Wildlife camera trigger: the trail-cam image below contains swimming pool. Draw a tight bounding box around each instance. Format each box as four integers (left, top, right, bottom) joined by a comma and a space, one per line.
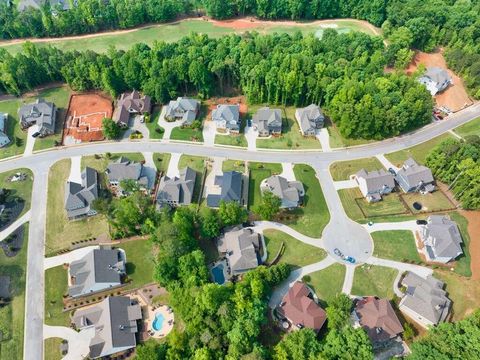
211, 263, 226, 285
152, 313, 165, 331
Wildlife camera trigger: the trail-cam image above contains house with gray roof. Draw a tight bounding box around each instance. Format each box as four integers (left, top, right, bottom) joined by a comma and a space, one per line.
164, 97, 200, 125
261, 175, 304, 209
0, 113, 10, 148
252, 107, 282, 137
18, 98, 56, 137
72, 296, 142, 359
68, 247, 126, 298
212, 104, 240, 133
106, 157, 152, 195
206, 171, 244, 208
156, 167, 196, 208
420, 215, 463, 263
399, 272, 451, 328
217, 227, 261, 275
64, 167, 99, 220
356, 169, 395, 203
295, 104, 324, 136
395, 158, 435, 194
113, 90, 151, 127
418, 67, 452, 96
18, 0, 73, 11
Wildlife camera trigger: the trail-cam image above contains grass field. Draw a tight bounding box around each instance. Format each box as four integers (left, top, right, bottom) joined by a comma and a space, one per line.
179, 155, 206, 203
453, 117, 480, 138
371, 230, 421, 263
44, 266, 70, 327
351, 265, 398, 299
248, 162, 282, 209
327, 123, 376, 149
171, 126, 204, 142
402, 191, 454, 214
44, 338, 63, 360
215, 133, 248, 147
449, 212, 471, 277
278, 165, 330, 237
0, 168, 33, 218
121, 239, 155, 290
385, 133, 454, 167
46, 159, 110, 255
153, 153, 171, 174
264, 229, 325, 268
330, 157, 384, 181
0, 224, 28, 360
305, 263, 346, 305
222, 159, 246, 173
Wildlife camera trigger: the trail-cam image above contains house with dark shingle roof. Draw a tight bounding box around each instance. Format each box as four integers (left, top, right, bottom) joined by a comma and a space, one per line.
206, 171, 244, 208
212, 104, 240, 133
420, 215, 463, 263
261, 175, 304, 209
356, 168, 395, 203
164, 97, 200, 125
18, 98, 56, 137
64, 167, 98, 220
68, 247, 126, 298
18, 0, 73, 11
418, 67, 452, 96
72, 296, 142, 359
0, 113, 10, 148
252, 107, 282, 137
217, 227, 261, 275
156, 167, 196, 208
395, 158, 435, 194
295, 104, 324, 136
277, 282, 327, 333
113, 90, 151, 127
106, 157, 152, 195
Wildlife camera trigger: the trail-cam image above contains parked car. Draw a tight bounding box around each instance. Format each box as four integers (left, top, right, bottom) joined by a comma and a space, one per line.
334, 248, 343, 257
416, 219, 427, 225
345, 256, 356, 264
32, 132, 40, 138
388, 168, 396, 175
247, 119, 252, 127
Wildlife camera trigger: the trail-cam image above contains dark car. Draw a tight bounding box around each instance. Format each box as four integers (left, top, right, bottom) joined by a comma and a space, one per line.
416, 219, 427, 225
412, 202, 422, 211
388, 168, 396, 175
247, 119, 252, 127
334, 248, 343, 257
32, 132, 41, 138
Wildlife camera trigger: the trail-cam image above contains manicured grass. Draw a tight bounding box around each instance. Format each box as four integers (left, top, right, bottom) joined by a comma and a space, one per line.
222, 159, 246, 173
255, 107, 321, 150
248, 162, 282, 209
46, 159, 110, 255
453, 117, 480, 138
44, 266, 70, 327
215, 133, 248, 147
330, 157, 384, 181
145, 107, 164, 140
305, 263, 346, 304
179, 155, 206, 203
44, 338, 63, 360
0, 224, 28, 360
264, 229, 325, 268
121, 239, 155, 290
327, 123, 376, 148
371, 230, 421, 263
351, 265, 398, 299
402, 191, 454, 214
385, 133, 454, 167
0, 168, 33, 218
449, 212, 471, 277
279, 165, 330, 237
153, 153, 171, 174
170, 126, 204, 142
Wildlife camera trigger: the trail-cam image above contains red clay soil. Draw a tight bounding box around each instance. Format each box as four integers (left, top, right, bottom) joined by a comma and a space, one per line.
406, 50, 473, 112
210, 17, 261, 30
64, 93, 113, 143
205, 95, 248, 119
459, 210, 480, 280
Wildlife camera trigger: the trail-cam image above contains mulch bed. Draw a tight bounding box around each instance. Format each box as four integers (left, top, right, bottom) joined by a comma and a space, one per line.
0, 224, 25, 257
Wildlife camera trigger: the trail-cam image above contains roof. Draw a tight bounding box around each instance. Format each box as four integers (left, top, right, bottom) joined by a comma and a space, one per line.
262, 175, 304, 207
68, 248, 125, 297
113, 90, 151, 126
206, 171, 243, 207
295, 104, 324, 133
212, 104, 240, 129
423, 215, 463, 260
0, 113, 10, 147
252, 107, 282, 133
18, 98, 56, 133
356, 168, 395, 194
157, 167, 196, 206
72, 296, 142, 359
217, 227, 260, 274
400, 272, 451, 325
423, 67, 451, 87
355, 297, 403, 343
106, 157, 149, 188
396, 158, 434, 188
279, 282, 327, 332
165, 97, 199, 123
64, 167, 98, 218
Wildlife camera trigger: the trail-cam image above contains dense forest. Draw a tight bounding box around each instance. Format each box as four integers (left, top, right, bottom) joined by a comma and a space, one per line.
426, 136, 480, 210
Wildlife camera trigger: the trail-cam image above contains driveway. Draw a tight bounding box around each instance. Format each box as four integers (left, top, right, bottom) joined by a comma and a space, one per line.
166, 153, 181, 178
142, 152, 157, 189
0, 210, 31, 242
203, 157, 224, 197
333, 179, 357, 190
316, 128, 331, 152
376, 154, 399, 172
279, 163, 295, 181
342, 264, 356, 295
24, 125, 39, 156
365, 256, 433, 278
44, 324, 95, 360
157, 107, 181, 141
202, 120, 216, 146
363, 220, 420, 233
122, 115, 149, 141
244, 125, 258, 151
68, 156, 82, 183
44, 245, 100, 270
253, 221, 323, 249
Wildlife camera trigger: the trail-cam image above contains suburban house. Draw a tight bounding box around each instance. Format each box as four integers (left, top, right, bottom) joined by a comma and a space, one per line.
418, 67, 452, 96
164, 97, 200, 125
68, 247, 126, 298
252, 107, 282, 137
420, 215, 463, 263
277, 282, 327, 333
217, 227, 261, 276
212, 104, 240, 133
206, 171, 244, 208
18, 0, 73, 11
106, 157, 152, 195
0, 113, 10, 147
355, 169, 395, 202
156, 167, 196, 208
72, 296, 142, 359
113, 90, 152, 127
399, 272, 451, 328
353, 297, 403, 348
18, 98, 57, 137
395, 158, 435, 193
64, 167, 99, 220
261, 175, 304, 209
295, 104, 325, 136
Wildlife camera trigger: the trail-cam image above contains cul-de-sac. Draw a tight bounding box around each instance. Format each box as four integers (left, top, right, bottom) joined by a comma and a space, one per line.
0, 1, 480, 360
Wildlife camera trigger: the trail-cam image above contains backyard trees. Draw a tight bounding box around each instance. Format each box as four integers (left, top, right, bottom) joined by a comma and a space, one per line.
254, 191, 281, 220
218, 201, 248, 227
325, 293, 354, 330
273, 328, 322, 360
102, 117, 122, 139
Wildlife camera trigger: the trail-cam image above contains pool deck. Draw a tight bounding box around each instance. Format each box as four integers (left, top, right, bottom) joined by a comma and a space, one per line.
147, 305, 174, 339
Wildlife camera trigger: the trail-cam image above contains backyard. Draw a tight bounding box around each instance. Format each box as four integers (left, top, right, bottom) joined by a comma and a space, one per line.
44, 266, 70, 327
401, 191, 455, 214
304, 263, 346, 305
371, 230, 421, 263
351, 265, 398, 299
121, 239, 156, 290
330, 157, 384, 181
248, 162, 282, 209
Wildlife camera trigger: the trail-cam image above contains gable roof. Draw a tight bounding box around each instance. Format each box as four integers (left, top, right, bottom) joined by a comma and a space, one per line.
262, 175, 304, 207
295, 104, 324, 132
206, 171, 243, 207
217, 227, 260, 274
212, 104, 240, 129
18, 98, 56, 133
157, 167, 196, 205
64, 167, 98, 218
106, 157, 149, 187
165, 97, 199, 123
423, 67, 451, 87
356, 168, 395, 194
113, 90, 151, 126
252, 107, 282, 133
423, 215, 463, 260
396, 158, 434, 188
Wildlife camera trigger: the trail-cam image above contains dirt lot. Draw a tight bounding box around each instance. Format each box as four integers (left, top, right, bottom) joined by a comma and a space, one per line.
63, 93, 113, 144
406, 50, 473, 112
205, 95, 248, 119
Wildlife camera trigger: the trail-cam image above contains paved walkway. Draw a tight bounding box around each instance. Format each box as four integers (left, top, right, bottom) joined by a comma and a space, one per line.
0, 210, 31, 242
363, 220, 419, 233
202, 120, 216, 146
333, 179, 357, 190
279, 162, 295, 181
253, 221, 323, 248
68, 156, 82, 183
44, 245, 99, 270
365, 256, 433, 278
24, 125, 39, 156
316, 128, 331, 152
166, 153, 181, 178
157, 107, 180, 141
244, 126, 258, 151
43, 324, 95, 360
342, 264, 356, 295
376, 154, 399, 172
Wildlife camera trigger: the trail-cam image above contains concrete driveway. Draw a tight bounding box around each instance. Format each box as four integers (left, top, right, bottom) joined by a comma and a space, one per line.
68, 156, 82, 183
202, 120, 216, 146
166, 153, 181, 178
365, 256, 433, 278
203, 157, 224, 198
363, 220, 420, 233
333, 179, 357, 190
44, 245, 100, 270
122, 115, 150, 141
342, 264, 356, 295
141, 152, 157, 189
279, 163, 296, 181
157, 107, 181, 141
44, 324, 95, 360
376, 154, 399, 172
253, 221, 323, 249
316, 128, 331, 152
24, 125, 39, 156
244, 125, 258, 151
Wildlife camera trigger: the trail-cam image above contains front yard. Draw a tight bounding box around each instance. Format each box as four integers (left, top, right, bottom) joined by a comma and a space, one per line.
248, 162, 282, 209
215, 133, 248, 147
145, 107, 164, 140
153, 153, 171, 174
0, 168, 34, 221
330, 157, 384, 181
170, 104, 207, 142
222, 160, 246, 173
44, 266, 70, 327
44, 338, 63, 360
304, 263, 346, 305
453, 117, 480, 138
371, 230, 421, 263
351, 265, 398, 299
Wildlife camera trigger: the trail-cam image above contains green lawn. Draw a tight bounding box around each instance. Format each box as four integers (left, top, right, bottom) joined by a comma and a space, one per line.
279, 165, 330, 237
121, 239, 155, 290
222, 160, 246, 173
0, 224, 28, 360
46, 159, 110, 256
170, 126, 203, 142
44, 266, 70, 327
402, 191, 455, 214
351, 265, 398, 299
0, 168, 33, 218
44, 338, 63, 360
371, 230, 421, 263
179, 155, 206, 203
305, 263, 346, 305
153, 153, 171, 174
248, 162, 282, 209
215, 133, 248, 147
327, 123, 376, 149
145, 107, 164, 140
330, 157, 384, 181
385, 133, 454, 167
256, 106, 321, 150
449, 212, 471, 277
453, 117, 480, 138
264, 229, 325, 269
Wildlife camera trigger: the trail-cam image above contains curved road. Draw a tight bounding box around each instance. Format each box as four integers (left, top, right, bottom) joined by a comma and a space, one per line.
0, 102, 476, 360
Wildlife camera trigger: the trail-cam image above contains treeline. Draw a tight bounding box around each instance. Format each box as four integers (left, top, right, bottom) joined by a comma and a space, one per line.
426, 136, 480, 210
0, 31, 432, 140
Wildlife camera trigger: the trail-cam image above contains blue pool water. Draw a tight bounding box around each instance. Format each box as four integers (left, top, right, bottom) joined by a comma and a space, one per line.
211, 264, 226, 285
152, 313, 165, 331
